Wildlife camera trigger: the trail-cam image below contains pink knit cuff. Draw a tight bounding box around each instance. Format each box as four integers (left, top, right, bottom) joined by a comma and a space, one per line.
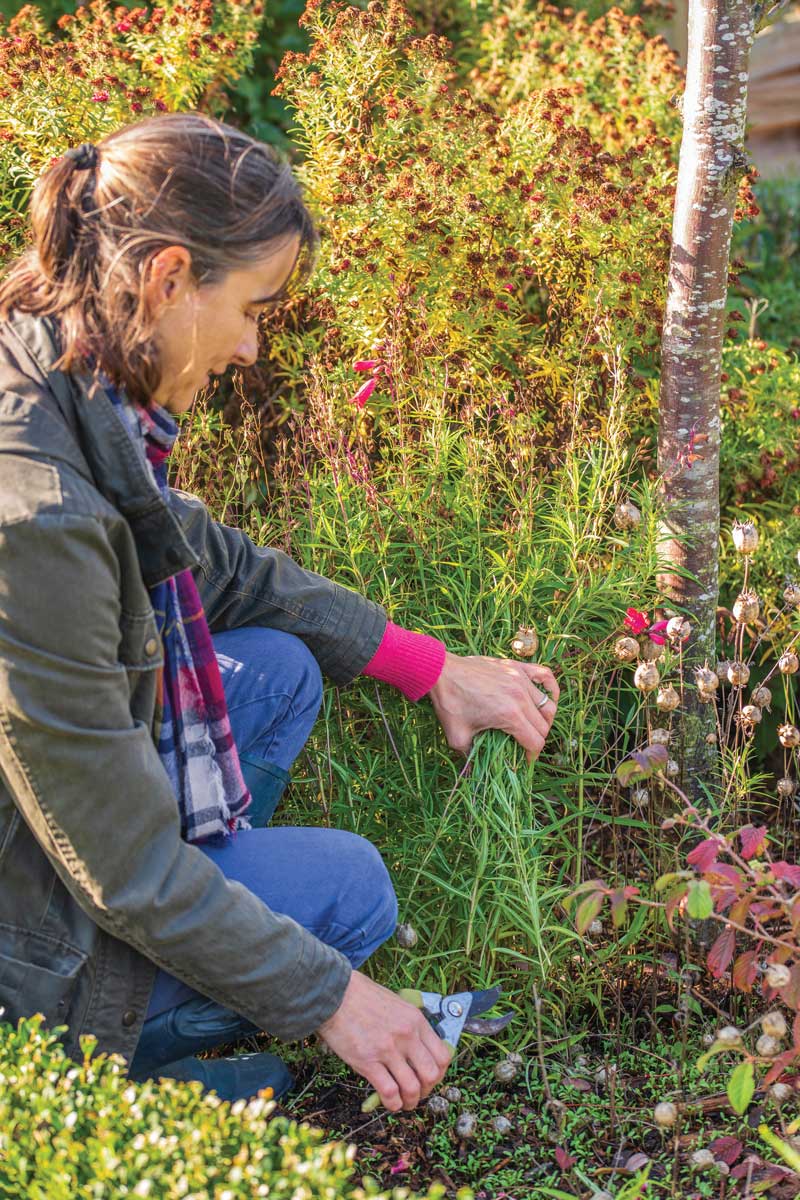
361, 620, 447, 701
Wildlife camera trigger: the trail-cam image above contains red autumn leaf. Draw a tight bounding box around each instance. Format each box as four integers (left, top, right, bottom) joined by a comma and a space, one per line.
708, 1136, 743, 1166
739, 824, 768, 860
707, 928, 736, 979
707, 864, 745, 890
688, 838, 723, 872
772, 861, 800, 887
732, 950, 759, 993
793, 1010, 800, 1051
763, 1048, 797, 1087
729, 896, 752, 924
554, 1147, 576, 1172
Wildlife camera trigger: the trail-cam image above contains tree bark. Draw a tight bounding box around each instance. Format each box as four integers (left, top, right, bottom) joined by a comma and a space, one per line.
657, 0, 757, 795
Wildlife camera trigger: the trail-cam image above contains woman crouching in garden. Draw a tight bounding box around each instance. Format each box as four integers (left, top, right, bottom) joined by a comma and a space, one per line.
0, 113, 558, 1110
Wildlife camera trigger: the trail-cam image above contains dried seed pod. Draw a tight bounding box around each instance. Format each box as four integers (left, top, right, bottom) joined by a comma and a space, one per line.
732, 520, 758, 555
714, 1161, 730, 1179
511, 625, 539, 658
761, 1011, 788, 1039
691, 1149, 715, 1171
694, 666, 719, 693
588, 919, 603, 936
733, 591, 760, 624
770, 1082, 793, 1103
751, 685, 772, 709
427, 1094, 449, 1117
666, 616, 691, 642
756, 1034, 782, 1058
656, 684, 680, 712
614, 499, 642, 530
715, 660, 733, 684
506, 1052, 524, 1068
740, 704, 762, 726
395, 923, 418, 949
779, 651, 799, 675
777, 777, 796, 799
727, 661, 750, 687
594, 1063, 617, 1086
631, 788, 650, 807
705, 732, 717, 745
651, 728, 671, 745
634, 661, 659, 693
784, 583, 800, 606
443, 1086, 462, 1103
716, 1026, 743, 1046
766, 963, 791, 989
639, 638, 663, 662
493, 1059, 519, 1084
666, 759, 680, 778
779, 724, 800, 749
455, 1111, 477, 1139
653, 1101, 678, 1128
492, 1115, 513, 1136
613, 636, 639, 663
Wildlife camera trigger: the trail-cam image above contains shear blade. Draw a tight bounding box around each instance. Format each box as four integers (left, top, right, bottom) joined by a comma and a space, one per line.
463, 1012, 515, 1036
465, 987, 503, 1018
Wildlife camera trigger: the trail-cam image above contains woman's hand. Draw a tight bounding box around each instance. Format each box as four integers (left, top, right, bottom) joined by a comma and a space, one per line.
317, 971, 452, 1110
428, 651, 559, 762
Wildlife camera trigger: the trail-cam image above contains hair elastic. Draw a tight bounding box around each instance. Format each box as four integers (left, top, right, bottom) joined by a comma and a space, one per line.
65, 143, 99, 171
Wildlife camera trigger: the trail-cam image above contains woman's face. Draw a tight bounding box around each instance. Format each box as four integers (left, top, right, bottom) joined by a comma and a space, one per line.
149, 235, 302, 415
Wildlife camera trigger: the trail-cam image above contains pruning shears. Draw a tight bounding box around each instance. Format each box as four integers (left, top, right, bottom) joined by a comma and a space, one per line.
361, 985, 513, 1112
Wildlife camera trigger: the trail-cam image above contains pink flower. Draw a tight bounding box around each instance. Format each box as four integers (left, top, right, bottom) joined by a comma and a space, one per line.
389, 1156, 409, 1175
115, 19, 132, 31
351, 377, 378, 408
647, 619, 669, 646
353, 359, 380, 372
624, 607, 649, 635
154, 98, 167, 111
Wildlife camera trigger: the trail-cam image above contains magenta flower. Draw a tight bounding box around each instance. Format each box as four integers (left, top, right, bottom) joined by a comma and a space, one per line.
647, 619, 669, 646
91, 90, 110, 102
351, 377, 378, 408
624, 607, 649, 635
353, 359, 380, 372
389, 1156, 410, 1175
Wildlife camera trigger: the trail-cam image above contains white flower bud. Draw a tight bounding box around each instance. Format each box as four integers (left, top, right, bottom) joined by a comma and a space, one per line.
766, 964, 791, 989
761, 1010, 788, 1039
654, 1101, 678, 1127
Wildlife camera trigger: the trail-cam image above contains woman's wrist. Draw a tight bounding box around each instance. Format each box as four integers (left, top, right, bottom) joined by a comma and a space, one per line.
361, 621, 447, 701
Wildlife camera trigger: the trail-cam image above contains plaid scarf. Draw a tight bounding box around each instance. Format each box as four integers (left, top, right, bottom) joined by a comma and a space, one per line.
108, 387, 251, 843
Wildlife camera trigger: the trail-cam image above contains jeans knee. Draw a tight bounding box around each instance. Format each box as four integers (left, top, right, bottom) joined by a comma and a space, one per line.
350, 835, 398, 946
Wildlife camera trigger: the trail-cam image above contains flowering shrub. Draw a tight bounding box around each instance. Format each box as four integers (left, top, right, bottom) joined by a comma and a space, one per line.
0, 0, 262, 262
266, 0, 680, 445
0, 1012, 460, 1199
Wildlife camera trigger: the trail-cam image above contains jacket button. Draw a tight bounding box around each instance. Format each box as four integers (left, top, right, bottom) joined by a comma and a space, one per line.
144, 638, 159, 656
122, 1010, 138, 1028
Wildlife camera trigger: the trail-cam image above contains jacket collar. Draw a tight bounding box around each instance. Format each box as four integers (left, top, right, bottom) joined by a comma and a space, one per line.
0, 312, 198, 587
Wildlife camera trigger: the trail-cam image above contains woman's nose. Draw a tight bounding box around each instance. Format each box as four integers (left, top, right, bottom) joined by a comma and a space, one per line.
233, 328, 259, 369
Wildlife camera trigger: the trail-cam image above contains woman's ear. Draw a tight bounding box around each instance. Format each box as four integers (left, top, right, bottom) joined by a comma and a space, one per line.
144, 245, 194, 318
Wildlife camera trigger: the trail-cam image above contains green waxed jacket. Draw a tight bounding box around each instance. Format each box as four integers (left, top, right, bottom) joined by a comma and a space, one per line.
0, 311, 387, 1066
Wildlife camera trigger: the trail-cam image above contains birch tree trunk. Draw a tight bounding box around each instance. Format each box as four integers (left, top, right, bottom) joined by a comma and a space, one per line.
657, 0, 756, 793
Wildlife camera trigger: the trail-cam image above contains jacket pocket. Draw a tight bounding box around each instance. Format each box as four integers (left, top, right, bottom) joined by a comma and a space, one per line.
0, 924, 87, 1028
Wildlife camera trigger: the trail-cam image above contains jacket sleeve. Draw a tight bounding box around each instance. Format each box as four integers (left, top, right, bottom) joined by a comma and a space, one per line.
0, 512, 351, 1041
169, 488, 387, 685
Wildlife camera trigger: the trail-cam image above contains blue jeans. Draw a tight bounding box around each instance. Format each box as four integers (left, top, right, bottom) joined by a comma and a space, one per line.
146, 626, 398, 1020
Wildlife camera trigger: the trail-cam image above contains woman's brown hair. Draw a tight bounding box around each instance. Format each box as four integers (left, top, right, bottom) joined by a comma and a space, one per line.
0, 113, 317, 405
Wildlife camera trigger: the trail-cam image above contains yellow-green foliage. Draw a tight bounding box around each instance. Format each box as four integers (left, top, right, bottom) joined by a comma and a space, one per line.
0, 0, 262, 262
267, 0, 681, 442
0, 1013, 463, 1199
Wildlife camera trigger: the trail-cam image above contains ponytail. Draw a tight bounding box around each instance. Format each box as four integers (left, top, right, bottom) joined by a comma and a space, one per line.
0, 115, 317, 405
